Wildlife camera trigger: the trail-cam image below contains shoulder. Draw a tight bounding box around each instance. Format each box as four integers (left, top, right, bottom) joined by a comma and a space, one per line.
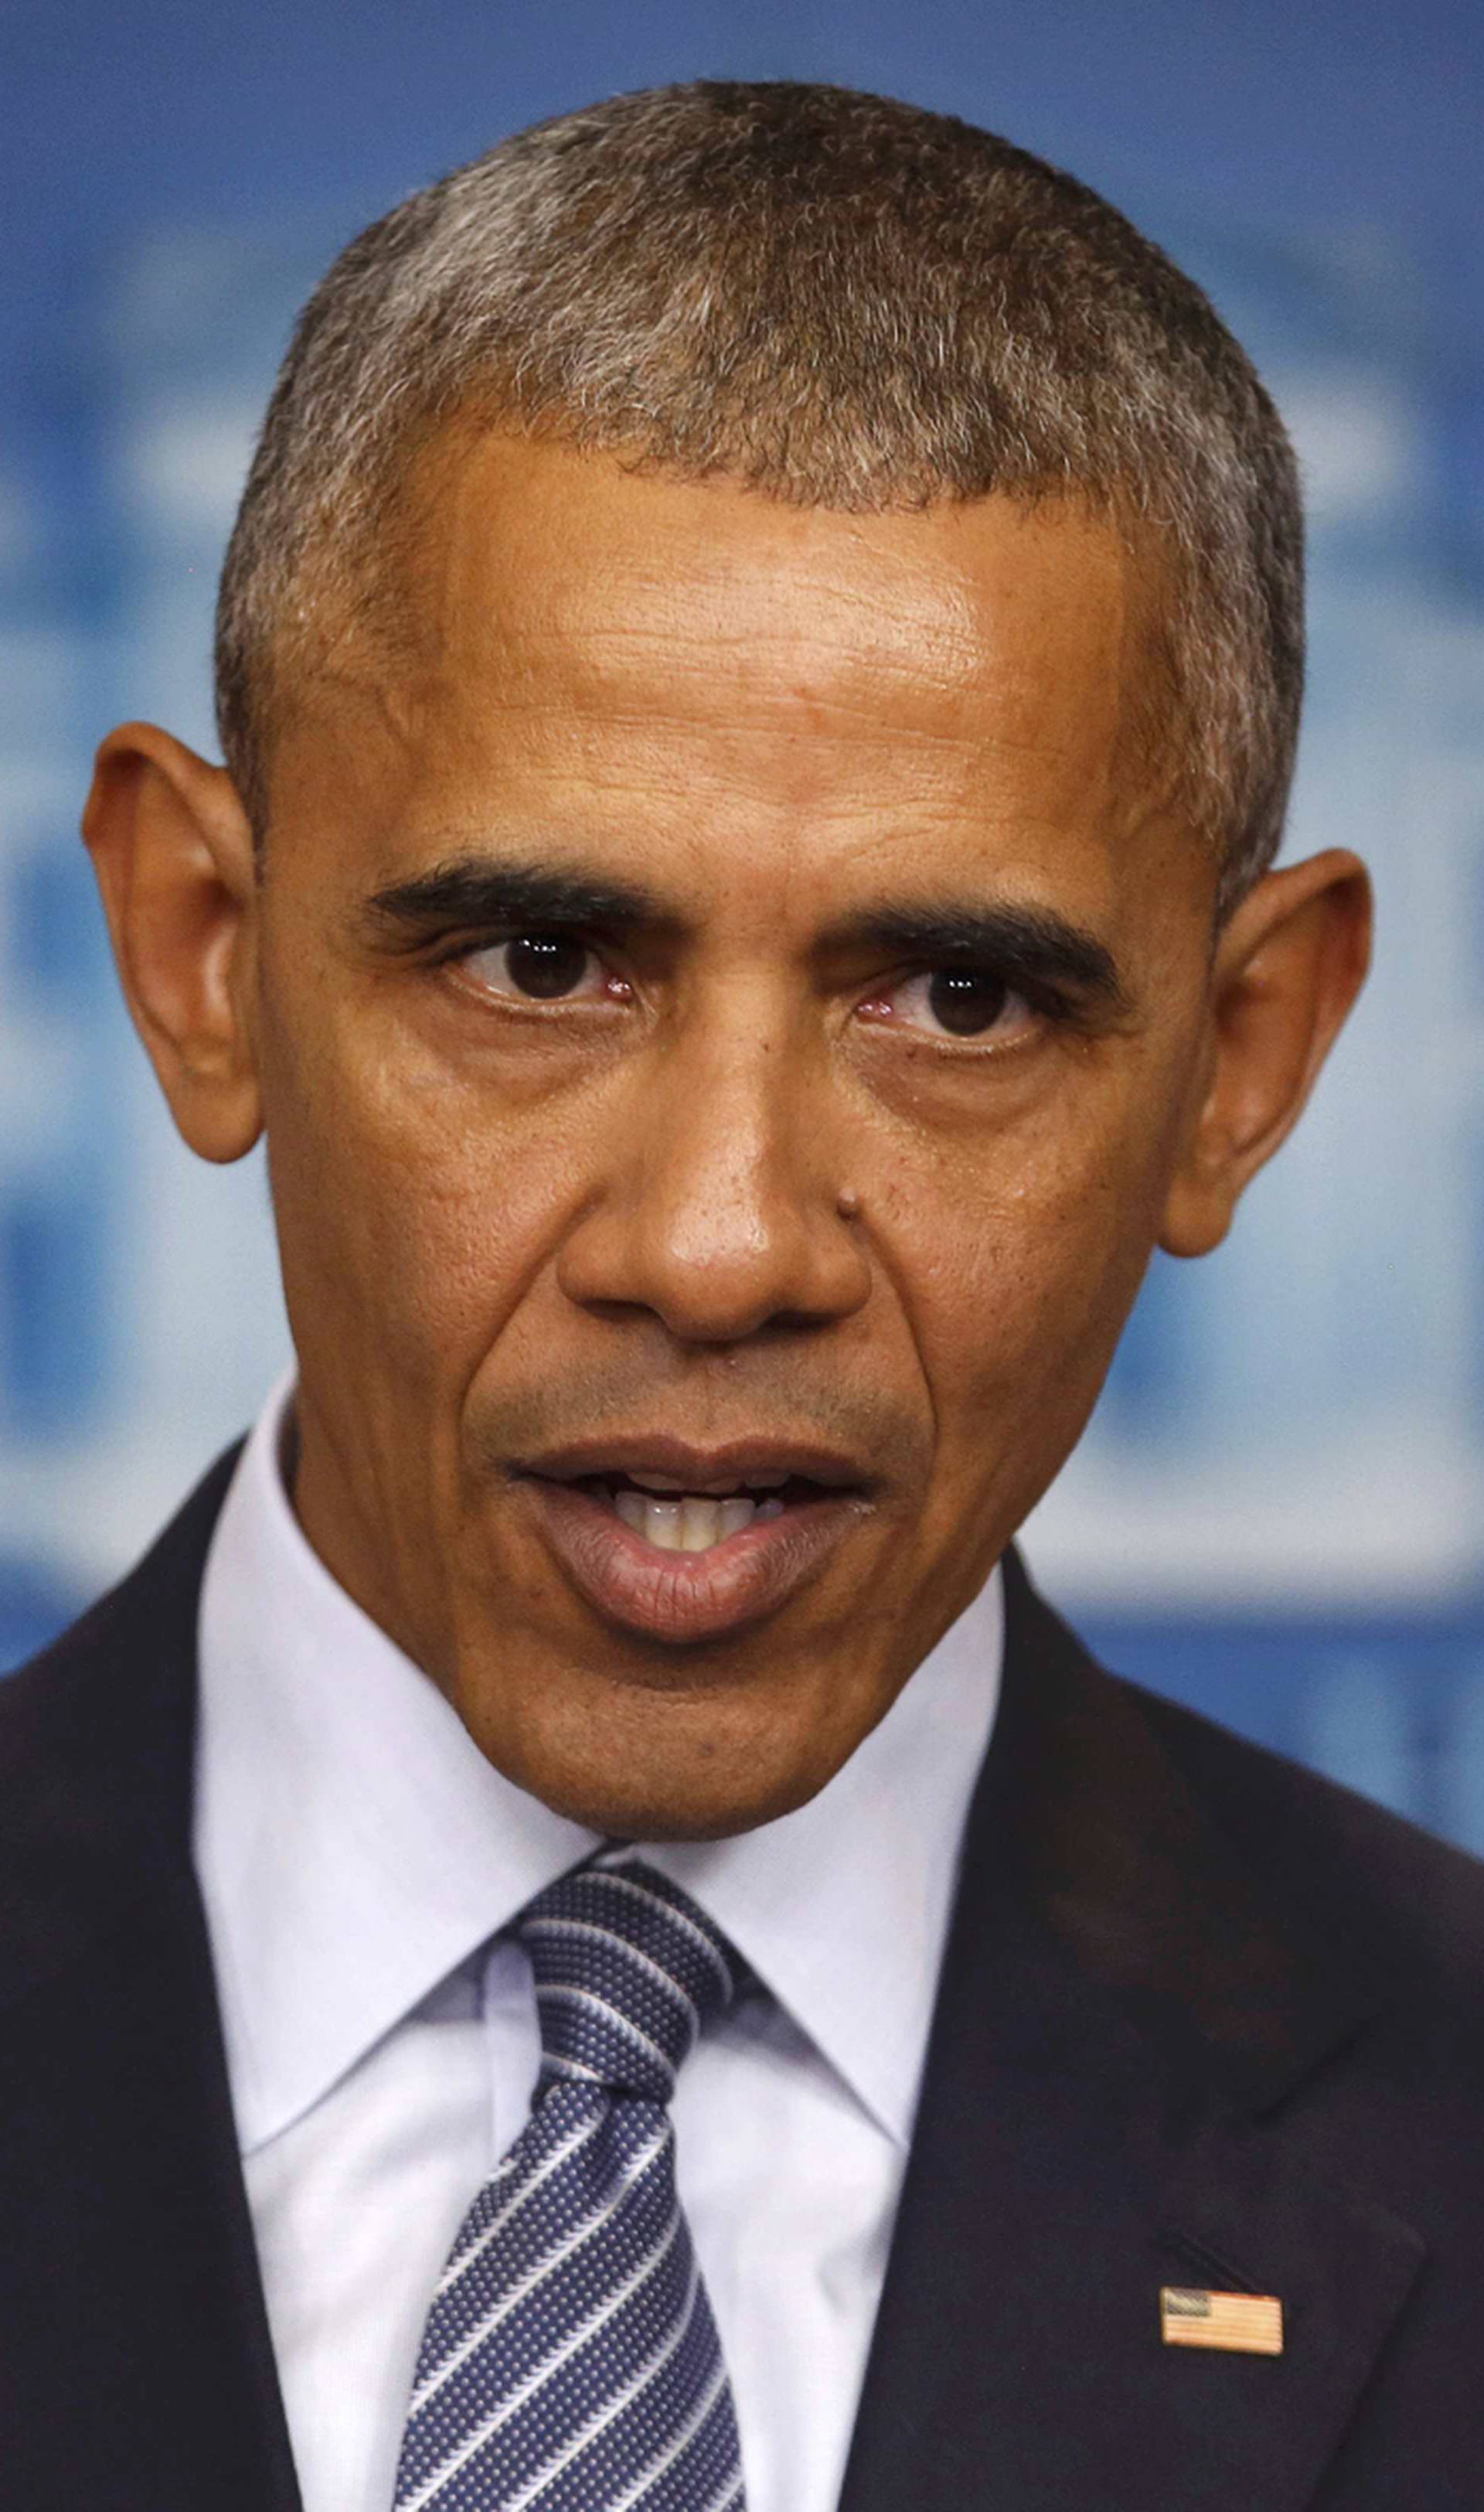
1008, 1549, 1484, 1982
1000, 1549, 1484, 2084
1126, 1667, 1484, 2016
0, 1448, 240, 2001
0, 1443, 240, 1740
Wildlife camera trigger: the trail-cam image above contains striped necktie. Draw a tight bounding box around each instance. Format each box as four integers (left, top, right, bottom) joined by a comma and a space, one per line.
393, 1857, 750, 2512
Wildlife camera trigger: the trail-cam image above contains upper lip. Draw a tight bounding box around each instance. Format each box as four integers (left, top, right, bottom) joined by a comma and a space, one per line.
514, 1433, 872, 1492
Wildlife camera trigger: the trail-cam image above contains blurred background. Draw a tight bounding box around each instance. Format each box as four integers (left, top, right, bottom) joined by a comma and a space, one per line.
1, 0, 1481, 1841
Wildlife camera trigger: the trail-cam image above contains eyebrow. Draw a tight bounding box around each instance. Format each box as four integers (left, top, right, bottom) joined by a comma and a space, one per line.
362, 853, 1129, 1014
821, 901, 1130, 1013
362, 857, 668, 939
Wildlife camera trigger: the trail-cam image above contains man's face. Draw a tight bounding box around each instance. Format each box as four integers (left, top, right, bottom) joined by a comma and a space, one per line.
245, 438, 1217, 1837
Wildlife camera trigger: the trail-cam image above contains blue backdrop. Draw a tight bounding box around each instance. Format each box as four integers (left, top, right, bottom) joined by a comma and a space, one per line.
2, 0, 1481, 1843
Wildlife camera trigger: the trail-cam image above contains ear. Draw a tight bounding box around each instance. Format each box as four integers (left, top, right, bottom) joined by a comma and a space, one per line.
1160, 849, 1371, 1259
81, 723, 264, 1163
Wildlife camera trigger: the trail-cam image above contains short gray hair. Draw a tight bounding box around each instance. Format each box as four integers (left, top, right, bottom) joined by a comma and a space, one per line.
216, 80, 1302, 912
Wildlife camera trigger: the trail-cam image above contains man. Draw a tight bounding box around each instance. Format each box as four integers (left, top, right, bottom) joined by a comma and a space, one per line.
2, 76, 1479, 2512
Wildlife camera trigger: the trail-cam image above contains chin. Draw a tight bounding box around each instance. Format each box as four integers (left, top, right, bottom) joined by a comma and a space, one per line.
531, 1748, 825, 1842
465, 1688, 839, 1841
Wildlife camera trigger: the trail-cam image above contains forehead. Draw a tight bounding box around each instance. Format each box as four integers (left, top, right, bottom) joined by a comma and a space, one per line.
406, 435, 1132, 728
284, 434, 1182, 919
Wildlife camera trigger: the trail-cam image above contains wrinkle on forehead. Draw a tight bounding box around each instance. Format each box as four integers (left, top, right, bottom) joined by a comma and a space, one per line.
271, 431, 1173, 865
419, 437, 1128, 701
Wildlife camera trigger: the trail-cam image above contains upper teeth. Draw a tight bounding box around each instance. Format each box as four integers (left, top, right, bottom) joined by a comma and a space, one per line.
625, 1470, 790, 1495
611, 1491, 784, 1552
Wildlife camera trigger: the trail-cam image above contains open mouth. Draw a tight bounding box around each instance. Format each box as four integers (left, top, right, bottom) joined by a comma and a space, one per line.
563, 1470, 826, 1553
513, 1444, 870, 1643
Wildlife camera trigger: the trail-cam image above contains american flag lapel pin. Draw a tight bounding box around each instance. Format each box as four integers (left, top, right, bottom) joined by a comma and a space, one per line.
1160, 2285, 1284, 2356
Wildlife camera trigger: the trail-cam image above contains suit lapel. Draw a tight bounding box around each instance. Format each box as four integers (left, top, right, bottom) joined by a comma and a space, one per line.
839, 1550, 1424, 2512
0, 1455, 302, 2512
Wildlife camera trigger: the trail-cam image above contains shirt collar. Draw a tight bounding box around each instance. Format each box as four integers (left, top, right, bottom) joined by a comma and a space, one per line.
194, 1377, 1002, 2158
644, 1576, 1000, 2147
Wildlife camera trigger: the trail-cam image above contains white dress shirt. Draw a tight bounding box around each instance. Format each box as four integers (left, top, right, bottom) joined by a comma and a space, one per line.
193, 1380, 1002, 2512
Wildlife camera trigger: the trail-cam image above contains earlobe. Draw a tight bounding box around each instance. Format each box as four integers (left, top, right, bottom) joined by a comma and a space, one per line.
1159, 848, 1372, 1259
81, 722, 264, 1164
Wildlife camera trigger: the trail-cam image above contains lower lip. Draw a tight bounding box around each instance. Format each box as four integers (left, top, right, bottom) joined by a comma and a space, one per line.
518, 1478, 866, 1645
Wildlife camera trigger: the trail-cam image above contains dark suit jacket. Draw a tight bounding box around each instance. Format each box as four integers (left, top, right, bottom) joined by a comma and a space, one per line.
2, 1453, 1482, 2509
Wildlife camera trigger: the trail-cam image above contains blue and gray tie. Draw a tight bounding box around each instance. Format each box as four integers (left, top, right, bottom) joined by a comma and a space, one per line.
393, 1858, 750, 2512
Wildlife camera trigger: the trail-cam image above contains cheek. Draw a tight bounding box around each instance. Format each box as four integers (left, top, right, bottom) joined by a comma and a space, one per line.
896, 1079, 1178, 1474
257, 983, 594, 1405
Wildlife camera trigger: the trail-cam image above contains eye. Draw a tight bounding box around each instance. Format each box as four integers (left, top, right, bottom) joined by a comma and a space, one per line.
458, 932, 618, 1004
866, 965, 1037, 1043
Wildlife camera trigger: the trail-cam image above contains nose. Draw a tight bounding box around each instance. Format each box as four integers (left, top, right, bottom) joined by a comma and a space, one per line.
556, 1008, 872, 1343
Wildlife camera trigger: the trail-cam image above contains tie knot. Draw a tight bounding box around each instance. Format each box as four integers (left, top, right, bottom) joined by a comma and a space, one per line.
517, 1858, 743, 2104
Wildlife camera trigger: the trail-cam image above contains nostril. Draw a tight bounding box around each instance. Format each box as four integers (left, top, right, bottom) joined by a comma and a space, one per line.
556, 1171, 872, 1340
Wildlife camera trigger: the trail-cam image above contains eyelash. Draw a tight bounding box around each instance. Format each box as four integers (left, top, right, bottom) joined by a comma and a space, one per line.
441, 932, 1071, 1045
